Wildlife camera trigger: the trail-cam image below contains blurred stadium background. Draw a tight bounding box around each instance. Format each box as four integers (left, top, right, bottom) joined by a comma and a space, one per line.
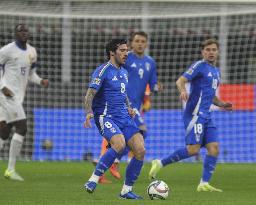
0, 0, 256, 163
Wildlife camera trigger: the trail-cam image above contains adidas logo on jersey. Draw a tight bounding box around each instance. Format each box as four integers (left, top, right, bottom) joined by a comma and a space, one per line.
131, 62, 137, 68
112, 76, 118, 81
208, 72, 213, 77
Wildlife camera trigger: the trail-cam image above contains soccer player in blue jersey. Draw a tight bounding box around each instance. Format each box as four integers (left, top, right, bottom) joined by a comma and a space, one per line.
125, 31, 160, 138
96, 31, 161, 182
149, 38, 232, 192
83, 39, 145, 199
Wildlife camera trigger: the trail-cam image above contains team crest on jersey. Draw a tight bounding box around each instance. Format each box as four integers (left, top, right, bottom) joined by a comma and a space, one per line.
92, 78, 101, 85
131, 62, 137, 68
186, 68, 194, 75
145, 62, 150, 71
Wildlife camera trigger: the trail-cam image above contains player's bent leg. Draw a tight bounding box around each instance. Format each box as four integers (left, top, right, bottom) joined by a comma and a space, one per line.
197, 142, 220, 192
84, 134, 125, 193
149, 146, 193, 180
109, 161, 121, 179
5, 120, 26, 181
120, 132, 145, 199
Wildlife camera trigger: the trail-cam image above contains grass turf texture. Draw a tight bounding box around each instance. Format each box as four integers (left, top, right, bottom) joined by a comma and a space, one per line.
0, 162, 255, 205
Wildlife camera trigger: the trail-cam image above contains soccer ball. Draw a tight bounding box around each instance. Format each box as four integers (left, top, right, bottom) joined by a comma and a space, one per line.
147, 180, 170, 200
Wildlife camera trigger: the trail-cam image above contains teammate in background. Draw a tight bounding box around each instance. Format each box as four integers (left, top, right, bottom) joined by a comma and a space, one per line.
125, 31, 161, 142
0, 24, 49, 181
149, 38, 232, 192
97, 31, 162, 182
84, 39, 145, 199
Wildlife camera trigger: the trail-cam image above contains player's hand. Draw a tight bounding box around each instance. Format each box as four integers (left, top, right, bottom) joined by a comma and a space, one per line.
84, 113, 94, 128
128, 107, 136, 118
41, 79, 49, 88
180, 90, 189, 102
1, 87, 14, 97
222, 102, 233, 111
142, 95, 151, 112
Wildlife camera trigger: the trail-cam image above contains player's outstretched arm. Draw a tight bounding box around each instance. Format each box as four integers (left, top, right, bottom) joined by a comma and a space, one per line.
176, 76, 189, 102
84, 88, 97, 128
213, 96, 233, 111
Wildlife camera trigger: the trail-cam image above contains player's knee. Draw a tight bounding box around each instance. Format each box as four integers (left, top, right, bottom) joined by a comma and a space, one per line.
187, 145, 200, 156
0, 121, 12, 140
208, 145, 219, 156
14, 120, 27, 136
133, 146, 146, 160
111, 141, 126, 153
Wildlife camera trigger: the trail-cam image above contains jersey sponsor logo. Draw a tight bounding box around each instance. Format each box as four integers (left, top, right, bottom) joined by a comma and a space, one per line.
131, 62, 137, 68
186, 68, 194, 75
145, 62, 150, 71
112, 76, 118, 81
92, 77, 101, 85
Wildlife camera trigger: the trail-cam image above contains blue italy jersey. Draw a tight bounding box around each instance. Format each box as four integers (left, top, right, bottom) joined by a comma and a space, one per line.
182, 60, 221, 119
89, 62, 129, 119
124, 51, 158, 110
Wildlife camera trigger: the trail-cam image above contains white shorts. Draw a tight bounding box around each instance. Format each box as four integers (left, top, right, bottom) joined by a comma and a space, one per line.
0, 94, 26, 123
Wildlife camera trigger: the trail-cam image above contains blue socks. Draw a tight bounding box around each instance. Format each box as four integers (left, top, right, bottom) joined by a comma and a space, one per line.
161, 147, 190, 166
94, 148, 119, 176
125, 157, 143, 186
202, 155, 217, 182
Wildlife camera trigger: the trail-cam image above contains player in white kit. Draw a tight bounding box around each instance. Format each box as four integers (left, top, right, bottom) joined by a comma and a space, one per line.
0, 24, 49, 181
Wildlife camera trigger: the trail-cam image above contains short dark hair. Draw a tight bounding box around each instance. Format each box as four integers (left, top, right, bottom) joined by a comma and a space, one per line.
105, 39, 127, 59
130, 31, 148, 42
15, 24, 28, 32
201, 38, 219, 50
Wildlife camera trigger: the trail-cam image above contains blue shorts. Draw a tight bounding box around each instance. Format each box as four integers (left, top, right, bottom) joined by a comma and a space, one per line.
184, 115, 218, 146
94, 115, 140, 142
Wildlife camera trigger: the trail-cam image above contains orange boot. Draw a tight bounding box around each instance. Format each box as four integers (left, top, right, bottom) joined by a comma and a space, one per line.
109, 162, 121, 179
99, 174, 112, 184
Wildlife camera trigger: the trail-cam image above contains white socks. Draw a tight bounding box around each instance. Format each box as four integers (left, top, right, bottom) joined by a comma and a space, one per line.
88, 173, 100, 183
8, 133, 24, 171
121, 184, 132, 195
200, 178, 209, 185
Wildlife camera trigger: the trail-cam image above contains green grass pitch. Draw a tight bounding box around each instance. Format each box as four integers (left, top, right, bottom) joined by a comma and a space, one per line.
0, 161, 255, 205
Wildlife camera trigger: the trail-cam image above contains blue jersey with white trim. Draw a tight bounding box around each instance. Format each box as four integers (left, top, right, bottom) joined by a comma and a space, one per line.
89, 61, 129, 119
124, 52, 158, 110
182, 60, 221, 119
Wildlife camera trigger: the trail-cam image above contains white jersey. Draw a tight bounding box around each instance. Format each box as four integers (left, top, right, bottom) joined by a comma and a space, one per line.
0, 42, 40, 103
